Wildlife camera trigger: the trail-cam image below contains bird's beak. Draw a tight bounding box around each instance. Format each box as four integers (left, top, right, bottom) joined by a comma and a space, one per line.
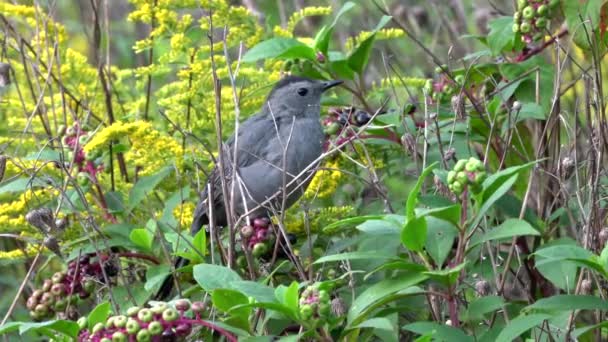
321, 80, 343, 91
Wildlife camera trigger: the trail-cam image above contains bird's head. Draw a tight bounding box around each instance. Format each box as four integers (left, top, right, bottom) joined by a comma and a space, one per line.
263, 76, 342, 118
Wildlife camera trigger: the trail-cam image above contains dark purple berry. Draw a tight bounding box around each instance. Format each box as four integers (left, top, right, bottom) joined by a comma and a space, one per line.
174, 323, 192, 337
253, 217, 270, 228
160, 329, 177, 342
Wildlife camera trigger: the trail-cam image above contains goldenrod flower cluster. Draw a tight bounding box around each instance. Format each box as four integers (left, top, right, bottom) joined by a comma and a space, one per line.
84, 121, 183, 176
284, 205, 354, 234
345, 28, 406, 51
0, 189, 56, 235
305, 160, 344, 199
172, 201, 195, 229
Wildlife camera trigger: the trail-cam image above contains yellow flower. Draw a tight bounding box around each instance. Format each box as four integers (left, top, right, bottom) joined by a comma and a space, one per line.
284, 205, 354, 234
0, 245, 40, 261
345, 28, 406, 51
173, 201, 195, 229
305, 159, 343, 199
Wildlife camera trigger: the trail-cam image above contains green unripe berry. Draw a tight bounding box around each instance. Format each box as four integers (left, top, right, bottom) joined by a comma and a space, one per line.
112, 331, 127, 342
454, 159, 467, 172
456, 171, 468, 185
78, 135, 88, 146
522, 6, 535, 19
148, 321, 163, 335
319, 290, 330, 302
300, 304, 313, 319
513, 11, 521, 21
101, 338, 111, 342
549, 0, 559, 9
53, 298, 67, 311
136, 328, 151, 342
162, 308, 179, 322
323, 122, 340, 135
465, 158, 480, 172
236, 255, 247, 268
113, 315, 127, 328
66, 126, 76, 136
83, 279, 96, 293
319, 303, 331, 316
150, 303, 168, 314
454, 75, 465, 85
77, 172, 90, 186
137, 308, 153, 322
125, 318, 140, 334
535, 17, 547, 28
520, 22, 532, 33
252, 242, 268, 257
537, 4, 548, 16
126, 306, 141, 317
512, 23, 519, 33
475, 171, 487, 184
42, 279, 53, 292
517, 0, 527, 10
105, 316, 115, 329
51, 271, 65, 284
77, 316, 88, 330
451, 181, 463, 194
92, 322, 105, 334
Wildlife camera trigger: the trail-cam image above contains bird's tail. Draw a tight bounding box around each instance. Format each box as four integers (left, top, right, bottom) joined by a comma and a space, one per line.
154, 256, 190, 300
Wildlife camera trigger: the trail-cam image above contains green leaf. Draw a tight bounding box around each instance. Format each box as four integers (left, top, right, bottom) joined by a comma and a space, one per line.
401, 215, 427, 252
0, 322, 21, 335
229, 281, 276, 303
314, 251, 395, 264
403, 321, 474, 342
243, 38, 315, 62
526, 295, 608, 312
128, 166, 173, 211
283, 281, 299, 312
533, 244, 606, 276
471, 161, 536, 228
495, 314, 551, 342
469, 218, 540, 250
212, 288, 250, 314
425, 217, 459, 266
179, 228, 207, 263
407, 162, 438, 220
87, 301, 111, 331
313, 1, 355, 55
419, 204, 461, 228
193, 264, 242, 292
347, 15, 392, 73
18, 320, 80, 337
144, 265, 170, 291
517, 102, 546, 121
423, 262, 466, 286
347, 273, 427, 326
0, 177, 47, 194
465, 296, 505, 322
487, 17, 515, 55
563, 0, 605, 50
534, 238, 578, 291
129, 228, 154, 252
212, 288, 251, 330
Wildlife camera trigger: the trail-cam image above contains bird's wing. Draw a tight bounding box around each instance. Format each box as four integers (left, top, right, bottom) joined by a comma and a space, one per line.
191, 113, 278, 232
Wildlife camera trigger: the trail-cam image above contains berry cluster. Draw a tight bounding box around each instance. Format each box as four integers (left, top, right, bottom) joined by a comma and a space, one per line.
78, 300, 208, 342
240, 217, 275, 258
298, 284, 331, 325
446, 157, 487, 196
513, 0, 560, 43
60, 123, 103, 187
27, 254, 117, 320
424, 72, 465, 104
323, 106, 373, 135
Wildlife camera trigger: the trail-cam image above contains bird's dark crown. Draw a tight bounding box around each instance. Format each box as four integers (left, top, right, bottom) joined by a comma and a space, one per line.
267, 75, 316, 99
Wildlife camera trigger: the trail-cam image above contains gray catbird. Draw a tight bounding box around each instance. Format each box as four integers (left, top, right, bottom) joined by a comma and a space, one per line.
155, 76, 342, 299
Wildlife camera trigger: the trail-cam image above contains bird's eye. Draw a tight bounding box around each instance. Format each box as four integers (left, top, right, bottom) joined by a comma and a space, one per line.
297, 88, 308, 96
